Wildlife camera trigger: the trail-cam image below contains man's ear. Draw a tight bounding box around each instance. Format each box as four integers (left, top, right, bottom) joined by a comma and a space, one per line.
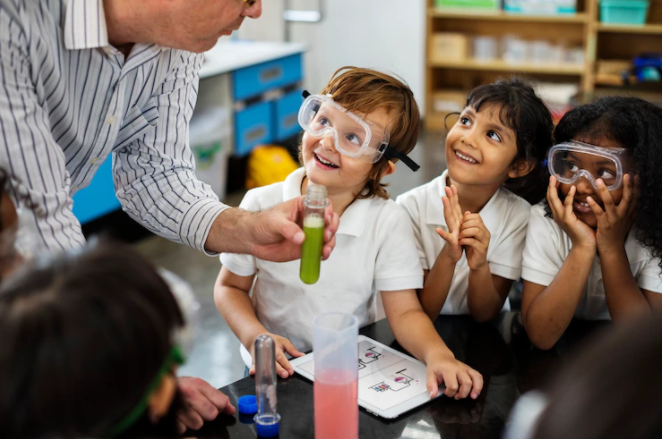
508, 159, 536, 179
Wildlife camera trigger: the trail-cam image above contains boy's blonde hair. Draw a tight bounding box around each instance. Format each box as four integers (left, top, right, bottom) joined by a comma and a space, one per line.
304, 66, 420, 199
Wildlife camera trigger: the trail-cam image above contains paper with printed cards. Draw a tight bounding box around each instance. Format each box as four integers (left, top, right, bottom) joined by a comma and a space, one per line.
298, 339, 428, 411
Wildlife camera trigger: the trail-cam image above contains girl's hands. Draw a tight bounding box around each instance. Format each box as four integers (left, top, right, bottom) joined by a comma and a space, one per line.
547, 176, 596, 250
249, 333, 304, 379
587, 175, 638, 255
437, 186, 464, 264
425, 350, 483, 400
459, 212, 490, 270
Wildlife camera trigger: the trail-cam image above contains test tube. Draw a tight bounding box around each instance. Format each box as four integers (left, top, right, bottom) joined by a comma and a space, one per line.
254, 335, 280, 437
313, 312, 359, 439
300, 184, 327, 284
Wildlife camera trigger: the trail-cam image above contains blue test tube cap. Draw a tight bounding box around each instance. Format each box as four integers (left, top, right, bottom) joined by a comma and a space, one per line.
255, 416, 280, 438
237, 395, 257, 415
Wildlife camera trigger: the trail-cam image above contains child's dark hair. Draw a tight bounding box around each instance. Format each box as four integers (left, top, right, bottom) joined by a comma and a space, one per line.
533, 314, 661, 439
0, 242, 185, 437
464, 78, 553, 204
553, 96, 661, 262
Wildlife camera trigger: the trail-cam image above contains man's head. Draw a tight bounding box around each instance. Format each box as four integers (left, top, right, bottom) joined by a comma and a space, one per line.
104, 0, 262, 53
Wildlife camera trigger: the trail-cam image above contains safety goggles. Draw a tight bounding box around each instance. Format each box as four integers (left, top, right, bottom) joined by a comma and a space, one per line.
547, 141, 630, 191
298, 91, 420, 171
107, 345, 186, 436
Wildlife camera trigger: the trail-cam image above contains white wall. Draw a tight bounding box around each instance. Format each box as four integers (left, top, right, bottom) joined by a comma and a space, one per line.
238, 1, 426, 114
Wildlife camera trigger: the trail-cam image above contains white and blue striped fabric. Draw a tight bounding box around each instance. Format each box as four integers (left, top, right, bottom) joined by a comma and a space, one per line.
0, 0, 229, 253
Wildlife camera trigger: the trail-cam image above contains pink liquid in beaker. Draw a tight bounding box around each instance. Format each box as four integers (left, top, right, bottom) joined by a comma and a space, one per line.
314, 370, 358, 439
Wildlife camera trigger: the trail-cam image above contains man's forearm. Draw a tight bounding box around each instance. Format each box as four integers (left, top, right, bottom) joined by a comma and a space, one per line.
205, 208, 255, 255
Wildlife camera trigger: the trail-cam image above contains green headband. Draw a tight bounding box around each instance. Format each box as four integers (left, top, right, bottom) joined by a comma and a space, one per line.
106, 345, 186, 437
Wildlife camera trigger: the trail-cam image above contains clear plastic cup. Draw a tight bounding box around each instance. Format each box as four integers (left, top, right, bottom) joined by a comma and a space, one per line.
313, 312, 359, 439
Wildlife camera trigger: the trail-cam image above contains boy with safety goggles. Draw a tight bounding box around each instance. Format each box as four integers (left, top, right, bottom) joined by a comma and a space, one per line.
216, 67, 484, 401
521, 97, 662, 350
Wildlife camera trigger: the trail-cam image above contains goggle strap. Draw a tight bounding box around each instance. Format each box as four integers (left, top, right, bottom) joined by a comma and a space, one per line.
384, 147, 420, 172
302, 90, 311, 99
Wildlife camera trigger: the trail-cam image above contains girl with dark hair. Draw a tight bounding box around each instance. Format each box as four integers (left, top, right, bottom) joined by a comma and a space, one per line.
0, 243, 188, 437
521, 97, 662, 350
397, 78, 553, 322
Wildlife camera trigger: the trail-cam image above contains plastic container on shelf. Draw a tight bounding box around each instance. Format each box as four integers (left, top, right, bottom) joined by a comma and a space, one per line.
599, 0, 650, 25
531, 40, 553, 64
434, 0, 500, 10
504, 0, 577, 14
565, 46, 585, 65
189, 106, 231, 200
501, 35, 530, 64
473, 36, 499, 61
430, 33, 471, 63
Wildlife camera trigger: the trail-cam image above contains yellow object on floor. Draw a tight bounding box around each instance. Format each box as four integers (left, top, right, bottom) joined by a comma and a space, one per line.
246, 145, 300, 189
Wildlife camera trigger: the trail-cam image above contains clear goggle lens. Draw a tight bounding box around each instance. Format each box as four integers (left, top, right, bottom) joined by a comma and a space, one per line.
548, 142, 628, 191
298, 94, 389, 163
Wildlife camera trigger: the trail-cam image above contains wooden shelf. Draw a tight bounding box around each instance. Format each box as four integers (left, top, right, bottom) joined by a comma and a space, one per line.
430, 59, 585, 75
428, 8, 588, 23
594, 73, 624, 86
596, 23, 662, 34
424, 0, 662, 129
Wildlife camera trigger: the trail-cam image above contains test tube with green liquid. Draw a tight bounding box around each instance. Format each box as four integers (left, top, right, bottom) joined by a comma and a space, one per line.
300, 184, 327, 284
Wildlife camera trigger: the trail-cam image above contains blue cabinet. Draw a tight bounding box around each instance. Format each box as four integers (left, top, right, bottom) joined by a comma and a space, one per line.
72, 156, 121, 224
234, 101, 274, 157
274, 90, 303, 141
232, 55, 303, 101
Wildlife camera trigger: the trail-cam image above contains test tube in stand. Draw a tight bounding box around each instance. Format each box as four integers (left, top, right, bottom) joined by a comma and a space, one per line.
300, 184, 327, 284
254, 335, 280, 437
313, 312, 359, 439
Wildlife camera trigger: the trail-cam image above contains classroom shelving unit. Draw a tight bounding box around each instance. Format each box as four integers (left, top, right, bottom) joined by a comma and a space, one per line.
425, 0, 662, 129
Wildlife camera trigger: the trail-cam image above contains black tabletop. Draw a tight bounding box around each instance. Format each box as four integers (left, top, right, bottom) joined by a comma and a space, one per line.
174, 313, 609, 439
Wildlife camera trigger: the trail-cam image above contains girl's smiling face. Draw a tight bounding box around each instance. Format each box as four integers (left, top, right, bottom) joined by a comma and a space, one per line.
445, 104, 521, 187
558, 136, 630, 228
301, 106, 392, 197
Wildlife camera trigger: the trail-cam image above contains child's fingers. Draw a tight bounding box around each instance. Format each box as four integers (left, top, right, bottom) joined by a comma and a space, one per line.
454, 371, 474, 400
459, 226, 485, 241
460, 216, 486, 231
547, 176, 564, 218
281, 338, 305, 358
562, 185, 576, 219
586, 196, 606, 223
274, 351, 293, 378
436, 227, 454, 244
249, 365, 255, 376
594, 179, 616, 221
460, 227, 490, 247
617, 174, 633, 217
458, 238, 485, 250
426, 367, 440, 398
441, 370, 459, 398
467, 368, 483, 399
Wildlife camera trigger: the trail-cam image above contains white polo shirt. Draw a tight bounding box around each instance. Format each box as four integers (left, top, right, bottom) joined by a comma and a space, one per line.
396, 170, 531, 315
220, 168, 423, 358
522, 203, 662, 320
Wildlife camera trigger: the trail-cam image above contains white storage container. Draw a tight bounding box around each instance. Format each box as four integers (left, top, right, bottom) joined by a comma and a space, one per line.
189, 106, 232, 200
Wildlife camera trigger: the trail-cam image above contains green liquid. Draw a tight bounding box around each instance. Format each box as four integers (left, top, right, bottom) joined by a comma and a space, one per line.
300, 217, 325, 284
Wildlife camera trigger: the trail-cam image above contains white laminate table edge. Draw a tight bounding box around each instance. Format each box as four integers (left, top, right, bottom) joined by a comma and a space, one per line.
199, 40, 308, 79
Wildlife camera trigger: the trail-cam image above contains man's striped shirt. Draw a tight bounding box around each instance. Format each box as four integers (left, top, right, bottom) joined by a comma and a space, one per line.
0, 0, 229, 253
